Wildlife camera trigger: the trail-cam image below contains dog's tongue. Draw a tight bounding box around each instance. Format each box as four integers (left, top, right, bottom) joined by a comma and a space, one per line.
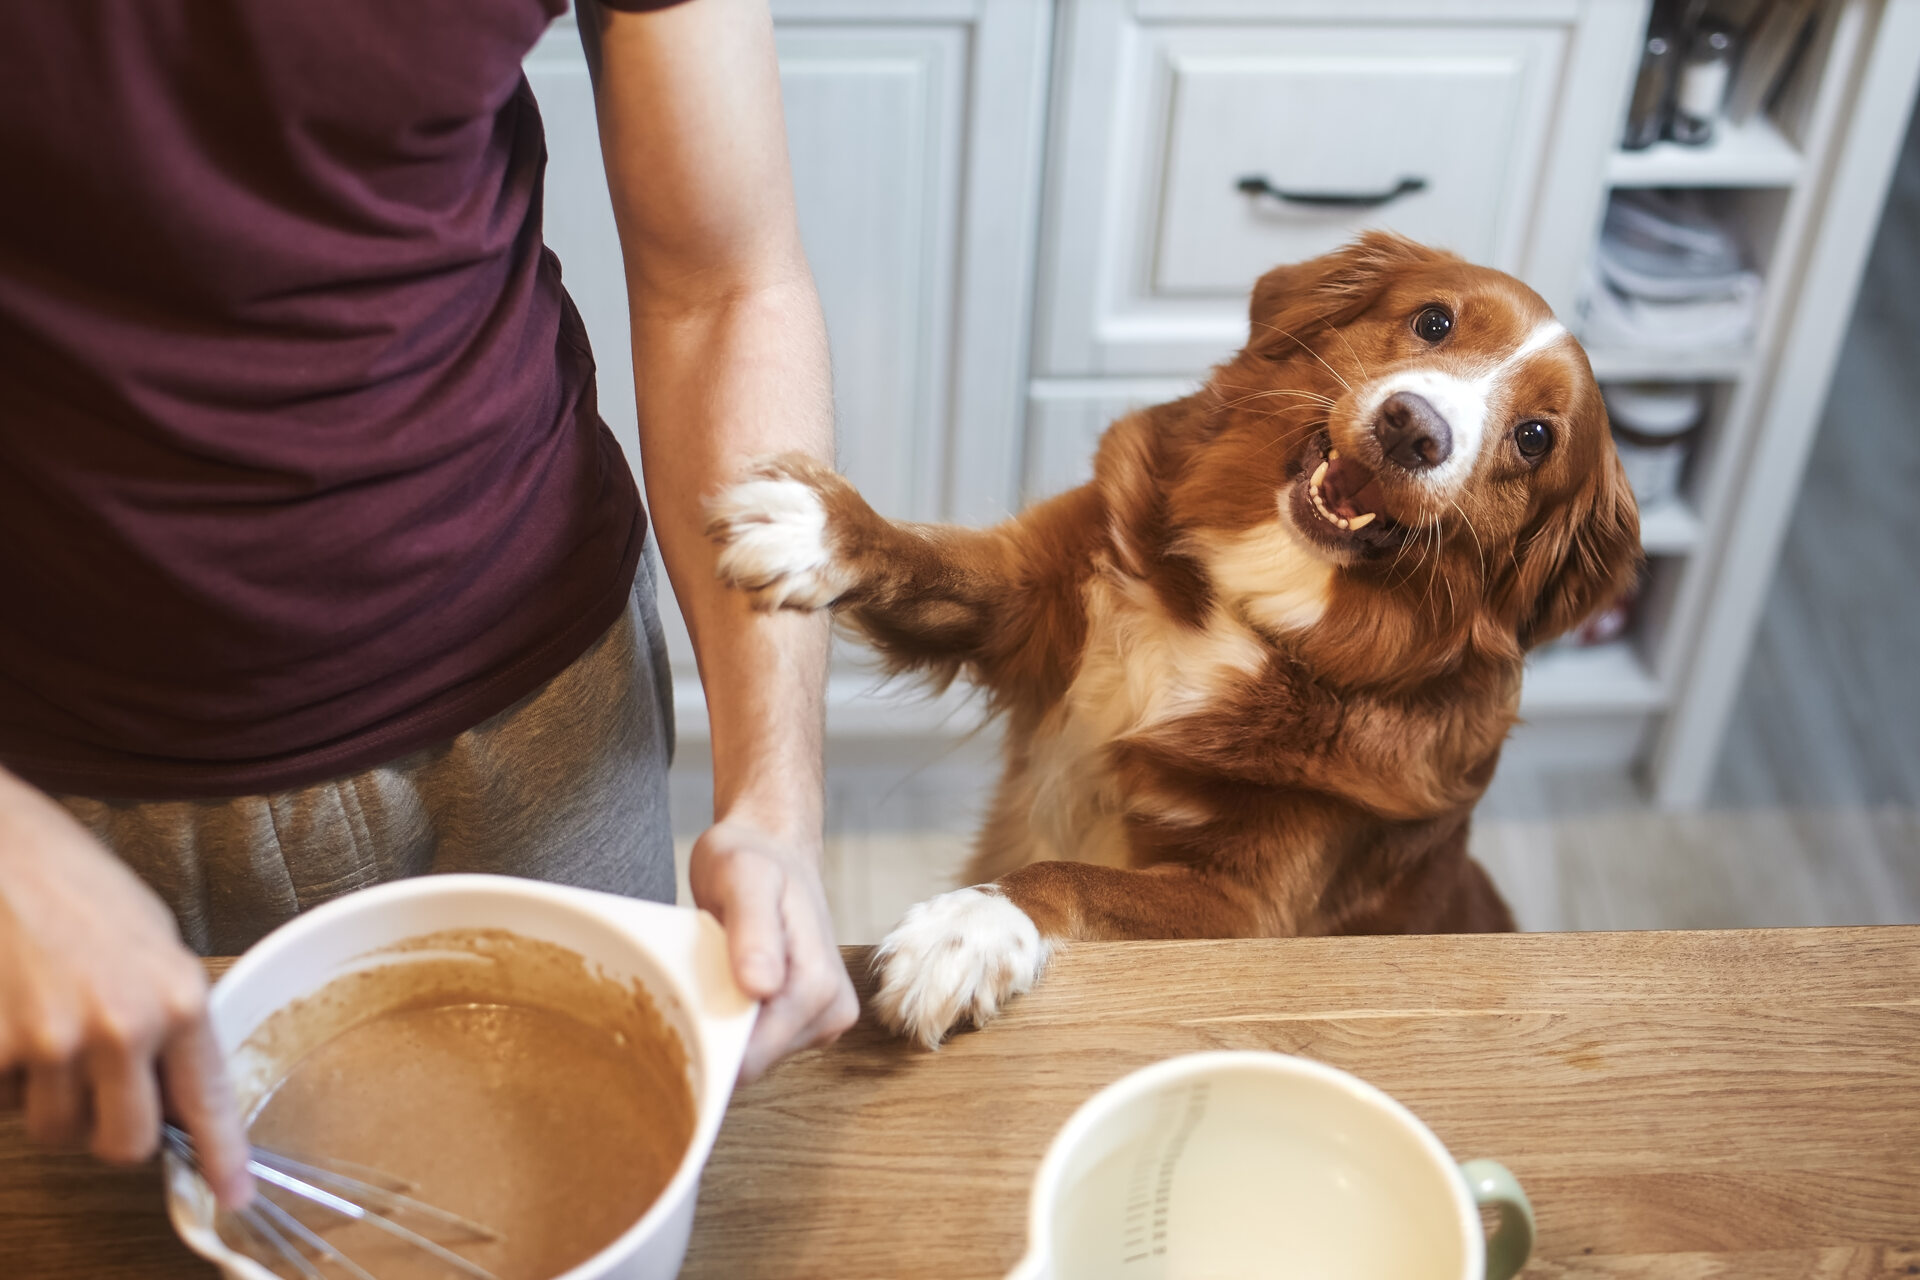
1321, 455, 1386, 519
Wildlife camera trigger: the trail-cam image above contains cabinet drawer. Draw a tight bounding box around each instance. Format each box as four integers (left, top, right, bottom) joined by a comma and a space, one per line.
1156, 38, 1555, 293
1038, 12, 1573, 375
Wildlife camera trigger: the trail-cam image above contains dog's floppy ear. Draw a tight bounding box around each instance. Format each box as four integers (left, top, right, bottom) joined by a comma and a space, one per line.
1248, 230, 1447, 357
1510, 450, 1643, 649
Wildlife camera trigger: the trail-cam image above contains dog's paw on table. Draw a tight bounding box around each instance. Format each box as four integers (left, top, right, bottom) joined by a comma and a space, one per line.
870, 886, 1051, 1049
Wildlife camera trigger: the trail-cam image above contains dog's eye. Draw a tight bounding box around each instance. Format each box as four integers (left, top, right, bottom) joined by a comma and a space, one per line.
1514, 420, 1554, 459
1412, 306, 1452, 343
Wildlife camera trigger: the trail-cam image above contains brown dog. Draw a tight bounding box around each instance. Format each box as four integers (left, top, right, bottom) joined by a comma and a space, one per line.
708, 232, 1641, 1047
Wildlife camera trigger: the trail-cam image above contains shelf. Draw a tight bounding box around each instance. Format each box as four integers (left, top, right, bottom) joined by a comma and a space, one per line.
1638, 497, 1704, 556
1607, 116, 1804, 188
1585, 344, 1755, 381
1521, 642, 1664, 715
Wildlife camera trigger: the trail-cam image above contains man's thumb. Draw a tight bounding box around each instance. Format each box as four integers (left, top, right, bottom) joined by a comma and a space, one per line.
707, 847, 788, 999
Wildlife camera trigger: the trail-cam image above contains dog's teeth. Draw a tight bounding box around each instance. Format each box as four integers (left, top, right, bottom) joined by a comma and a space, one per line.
1337, 517, 1350, 529
1347, 511, 1377, 530
1310, 460, 1329, 489
1328, 448, 1340, 461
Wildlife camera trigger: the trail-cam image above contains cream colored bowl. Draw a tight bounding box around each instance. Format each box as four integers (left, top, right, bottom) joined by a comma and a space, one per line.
1007, 1051, 1533, 1280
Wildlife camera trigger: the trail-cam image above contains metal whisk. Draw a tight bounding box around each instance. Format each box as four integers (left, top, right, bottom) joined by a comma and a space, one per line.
163, 1123, 501, 1280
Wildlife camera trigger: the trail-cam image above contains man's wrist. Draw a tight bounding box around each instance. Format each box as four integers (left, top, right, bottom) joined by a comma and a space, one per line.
711, 795, 823, 856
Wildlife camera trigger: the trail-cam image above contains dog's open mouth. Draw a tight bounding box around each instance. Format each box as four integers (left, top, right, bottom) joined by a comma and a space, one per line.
1308, 448, 1386, 531
1291, 436, 1408, 551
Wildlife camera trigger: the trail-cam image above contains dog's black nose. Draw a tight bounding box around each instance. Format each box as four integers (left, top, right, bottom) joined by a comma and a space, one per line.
1375, 391, 1453, 471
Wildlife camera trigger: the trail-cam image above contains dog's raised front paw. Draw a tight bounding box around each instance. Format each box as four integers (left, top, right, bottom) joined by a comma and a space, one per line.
706, 461, 857, 611
870, 886, 1050, 1049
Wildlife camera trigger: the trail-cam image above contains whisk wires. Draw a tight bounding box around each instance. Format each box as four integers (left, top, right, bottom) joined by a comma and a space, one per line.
163, 1122, 500, 1280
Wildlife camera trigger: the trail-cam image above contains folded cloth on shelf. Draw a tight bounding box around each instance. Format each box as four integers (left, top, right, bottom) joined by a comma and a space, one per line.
1582, 263, 1761, 350
1583, 190, 1762, 350
1597, 190, 1758, 300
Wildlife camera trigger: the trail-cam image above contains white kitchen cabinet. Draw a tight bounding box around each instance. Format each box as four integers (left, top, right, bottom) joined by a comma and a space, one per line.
527, 1, 1051, 730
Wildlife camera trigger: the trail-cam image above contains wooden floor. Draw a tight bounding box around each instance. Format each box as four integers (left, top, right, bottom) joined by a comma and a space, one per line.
677, 108, 1920, 944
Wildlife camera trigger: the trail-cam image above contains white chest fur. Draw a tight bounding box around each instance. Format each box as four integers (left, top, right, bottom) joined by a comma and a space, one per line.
1190, 515, 1336, 635
1024, 574, 1273, 864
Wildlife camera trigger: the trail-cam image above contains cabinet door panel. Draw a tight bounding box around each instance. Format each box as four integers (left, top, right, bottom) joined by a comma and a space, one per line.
780, 29, 966, 524
1023, 380, 1198, 502
526, 24, 964, 675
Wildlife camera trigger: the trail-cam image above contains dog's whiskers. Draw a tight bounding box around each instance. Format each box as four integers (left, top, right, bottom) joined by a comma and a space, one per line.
1385, 504, 1430, 583
1249, 320, 1356, 396
1244, 417, 1325, 462
1213, 387, 1340, 415
1446, 496, 1488, 585
1323, 323, 1375, 388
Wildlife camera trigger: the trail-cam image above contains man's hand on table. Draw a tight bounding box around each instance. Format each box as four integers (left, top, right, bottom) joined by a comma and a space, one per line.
690, 813, 858, 1082
0, 768, 253, 1208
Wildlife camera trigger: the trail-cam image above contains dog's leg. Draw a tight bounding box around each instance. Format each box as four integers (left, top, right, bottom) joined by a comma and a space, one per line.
707, 454, 1100, 702
871, 860, 1264, 1048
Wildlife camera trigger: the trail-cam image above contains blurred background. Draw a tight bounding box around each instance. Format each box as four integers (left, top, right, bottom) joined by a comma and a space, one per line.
529, 0, 1920, 940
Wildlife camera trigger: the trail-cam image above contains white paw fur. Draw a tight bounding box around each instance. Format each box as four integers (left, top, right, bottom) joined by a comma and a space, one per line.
708, 476, 854, 609
871, 886, 1050, 1049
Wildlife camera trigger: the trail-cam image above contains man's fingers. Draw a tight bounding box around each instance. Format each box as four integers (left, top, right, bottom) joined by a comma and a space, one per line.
738, 950, 857, 1083
23, 1061, 86, 1145
159, 1018, 253, 1209
806, 971, 861, 1045
781, 988, 858, 1065
789, 953, 860, 1050
771, 876, 857, 1043
87, 1045, 161, 1163
728, 863, 856, 1081
739, 978, 857, 1082
739, 994, 807, 1083
698, 846, 789, 999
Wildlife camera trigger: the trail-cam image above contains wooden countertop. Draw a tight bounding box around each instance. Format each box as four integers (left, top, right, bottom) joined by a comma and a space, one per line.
4, 927, 1917, 1278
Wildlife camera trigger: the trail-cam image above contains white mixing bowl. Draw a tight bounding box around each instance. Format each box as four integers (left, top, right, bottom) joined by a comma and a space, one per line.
164, 874, 758, 1280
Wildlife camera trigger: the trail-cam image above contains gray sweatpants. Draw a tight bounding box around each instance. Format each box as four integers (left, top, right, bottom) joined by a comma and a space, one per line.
57, 573, 677, 957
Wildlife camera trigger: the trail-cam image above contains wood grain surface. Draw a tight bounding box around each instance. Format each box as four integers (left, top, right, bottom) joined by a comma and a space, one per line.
3, 928, 1917, 1278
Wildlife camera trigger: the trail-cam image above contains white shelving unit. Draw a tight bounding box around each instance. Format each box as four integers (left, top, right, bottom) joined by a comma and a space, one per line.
1559, 0, 1920, 804
1643, 0, 1920, 805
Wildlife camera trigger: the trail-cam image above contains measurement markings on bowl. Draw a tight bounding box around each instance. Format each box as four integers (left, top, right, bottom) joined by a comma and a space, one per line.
1118, 1082, 1211, 1267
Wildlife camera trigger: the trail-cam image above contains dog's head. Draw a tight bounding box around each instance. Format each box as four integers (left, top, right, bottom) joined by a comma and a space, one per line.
1172, 232, 1640, 669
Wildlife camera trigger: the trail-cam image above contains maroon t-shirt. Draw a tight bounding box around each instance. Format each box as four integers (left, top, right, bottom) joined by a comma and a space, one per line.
0, 1, 678, 798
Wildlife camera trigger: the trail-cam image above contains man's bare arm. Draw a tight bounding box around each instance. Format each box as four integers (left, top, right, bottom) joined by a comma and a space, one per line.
581, 0, 855, 1078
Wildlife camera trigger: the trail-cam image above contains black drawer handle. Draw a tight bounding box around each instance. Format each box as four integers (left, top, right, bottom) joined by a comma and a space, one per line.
1236, 174, 1428, 209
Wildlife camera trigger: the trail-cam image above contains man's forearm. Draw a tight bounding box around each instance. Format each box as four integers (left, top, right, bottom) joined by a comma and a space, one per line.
631, 273, 833, 841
